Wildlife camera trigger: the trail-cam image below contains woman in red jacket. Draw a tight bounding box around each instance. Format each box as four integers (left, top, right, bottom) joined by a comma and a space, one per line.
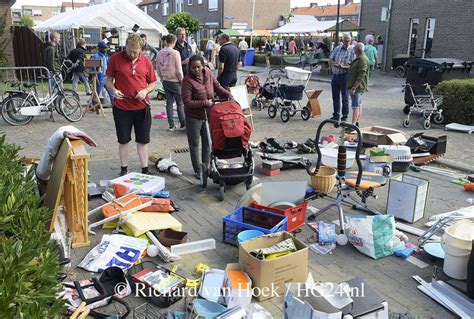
182, 55, 230, 178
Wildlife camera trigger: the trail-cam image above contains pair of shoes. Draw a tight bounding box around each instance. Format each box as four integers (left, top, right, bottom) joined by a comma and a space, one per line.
168, 125, 176, 132
296, 143, 315, 154
266, 138, 285, 152
258, 141, 284, 154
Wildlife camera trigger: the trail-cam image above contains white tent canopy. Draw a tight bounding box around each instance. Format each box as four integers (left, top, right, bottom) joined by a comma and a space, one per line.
33, 0, 167, 35
272, 16, 345, 35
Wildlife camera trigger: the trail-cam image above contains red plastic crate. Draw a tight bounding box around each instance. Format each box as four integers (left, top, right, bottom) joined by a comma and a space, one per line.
251, 202, 307, 232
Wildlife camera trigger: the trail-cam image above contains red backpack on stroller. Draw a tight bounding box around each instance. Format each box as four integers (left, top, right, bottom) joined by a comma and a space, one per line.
209, 101, 252, 151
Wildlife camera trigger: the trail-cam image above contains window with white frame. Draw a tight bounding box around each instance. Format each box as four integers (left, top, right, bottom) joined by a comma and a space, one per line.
198, 0, 202, 3
188, 0, 193, 5
176, 0, 183, 12
208, 0, 218, 11
163, 2, 169, 15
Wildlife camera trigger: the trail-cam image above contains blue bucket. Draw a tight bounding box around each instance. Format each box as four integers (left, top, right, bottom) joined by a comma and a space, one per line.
238, 230, 264, 243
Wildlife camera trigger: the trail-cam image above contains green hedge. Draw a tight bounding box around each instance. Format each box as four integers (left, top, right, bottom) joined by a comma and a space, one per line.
0, 135, 63, 318
433, 79, 474, 125
253, 54, 299, 66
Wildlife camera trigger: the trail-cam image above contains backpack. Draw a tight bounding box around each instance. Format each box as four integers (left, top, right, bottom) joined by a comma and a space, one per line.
209, 101, 252, 151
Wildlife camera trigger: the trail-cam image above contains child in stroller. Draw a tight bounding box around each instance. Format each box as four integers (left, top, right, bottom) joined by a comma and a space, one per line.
200, 99, 254, 201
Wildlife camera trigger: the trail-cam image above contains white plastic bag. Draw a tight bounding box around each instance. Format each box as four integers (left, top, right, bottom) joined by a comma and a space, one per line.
347, 215, 395, 259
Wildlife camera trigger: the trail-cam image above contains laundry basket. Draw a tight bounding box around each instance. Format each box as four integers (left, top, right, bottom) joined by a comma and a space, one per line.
310, 166, 337, 193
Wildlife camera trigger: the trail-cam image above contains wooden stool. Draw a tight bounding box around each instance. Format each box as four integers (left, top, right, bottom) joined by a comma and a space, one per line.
84, 59, 105, 117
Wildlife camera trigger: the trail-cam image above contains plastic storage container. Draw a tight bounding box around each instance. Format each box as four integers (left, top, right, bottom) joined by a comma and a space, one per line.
442, 220, 474, 280
244, 48, 255, 66
320, 147, 356, 168
251, 202, 307, 232
378, 145, 412, 172
222, 206, 288, 246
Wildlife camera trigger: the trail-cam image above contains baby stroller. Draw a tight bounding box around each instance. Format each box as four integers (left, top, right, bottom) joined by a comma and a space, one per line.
267, 66, 312, 123
200, 100, 254, 201
245, 74, 278, 111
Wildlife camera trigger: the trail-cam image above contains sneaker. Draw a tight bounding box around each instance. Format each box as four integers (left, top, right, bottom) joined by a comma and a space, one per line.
168, 125, 176, 132
194, 173, 200, 180
120, 168, 128, 176
266, 138, 285, 151
330, 116, 340, 121
179, 123, 186, 131
86, 92, 92, 96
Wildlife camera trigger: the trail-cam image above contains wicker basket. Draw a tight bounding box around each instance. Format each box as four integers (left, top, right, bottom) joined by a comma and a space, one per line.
310, 166, 337, 193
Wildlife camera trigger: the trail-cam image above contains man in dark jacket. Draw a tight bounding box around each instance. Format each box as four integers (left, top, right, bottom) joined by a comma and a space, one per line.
43, 32, 62, 88
174, 27, 194, 76
67, 38, 92, 95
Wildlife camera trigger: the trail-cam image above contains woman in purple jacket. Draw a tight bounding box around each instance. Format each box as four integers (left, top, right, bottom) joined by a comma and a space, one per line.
182, 55, 230, 179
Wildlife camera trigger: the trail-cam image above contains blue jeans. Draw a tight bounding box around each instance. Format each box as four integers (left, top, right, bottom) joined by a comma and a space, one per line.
240, 50, 247, 65
331, 73, 349, 121
97, 76, 114, 104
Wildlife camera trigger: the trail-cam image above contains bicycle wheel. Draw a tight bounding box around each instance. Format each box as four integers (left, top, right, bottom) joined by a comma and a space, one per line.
56, 89, 80, 115
1, 95, 35, 126
60, 95, 83, 122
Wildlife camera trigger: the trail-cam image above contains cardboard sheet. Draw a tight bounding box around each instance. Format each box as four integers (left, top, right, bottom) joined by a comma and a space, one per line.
125, 212, 182, 236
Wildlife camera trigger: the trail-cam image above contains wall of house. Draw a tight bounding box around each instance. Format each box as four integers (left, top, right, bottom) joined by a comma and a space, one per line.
1, 0, 15, 66
360, 0, 474, 70
223, 0, 290, 30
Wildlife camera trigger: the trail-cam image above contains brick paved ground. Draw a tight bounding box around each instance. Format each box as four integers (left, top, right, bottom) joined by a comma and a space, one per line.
1, 68, 472, 318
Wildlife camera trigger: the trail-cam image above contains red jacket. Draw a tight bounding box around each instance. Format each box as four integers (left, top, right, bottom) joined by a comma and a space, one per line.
182, 67, 230, 120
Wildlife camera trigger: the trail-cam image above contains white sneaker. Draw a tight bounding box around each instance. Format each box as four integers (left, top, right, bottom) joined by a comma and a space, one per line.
168, 125, 176, 132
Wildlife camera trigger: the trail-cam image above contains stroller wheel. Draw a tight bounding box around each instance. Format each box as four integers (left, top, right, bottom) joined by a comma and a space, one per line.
402, 118, 410, 128
423, 119, 431, 130
289, 103, 297, 117
280, 108, 290, 123
395, 66, 406, 78
268, 105, 277, 118
251, 98, 258, 109
433, 113, 444, 124
301, 107, 311, 120
200, 163, 207, 188
218, 185, 225, 201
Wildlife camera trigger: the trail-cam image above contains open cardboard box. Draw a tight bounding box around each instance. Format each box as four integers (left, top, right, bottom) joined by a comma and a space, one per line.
360, 126, 407, 146
239, 232, 308, 301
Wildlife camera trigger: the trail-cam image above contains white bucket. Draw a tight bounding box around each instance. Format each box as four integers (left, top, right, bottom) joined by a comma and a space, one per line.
441, 220, 474, 280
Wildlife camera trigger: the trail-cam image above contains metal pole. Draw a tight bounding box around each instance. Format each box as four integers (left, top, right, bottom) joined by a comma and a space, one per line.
382, 0, 393, 72
72, 0, 74, 10
335, 0, 341, 46
250, 0, 255, 48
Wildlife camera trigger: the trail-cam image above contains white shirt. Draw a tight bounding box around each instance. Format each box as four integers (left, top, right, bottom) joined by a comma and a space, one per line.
239, 40, 249, 51
206, 39, 215, 51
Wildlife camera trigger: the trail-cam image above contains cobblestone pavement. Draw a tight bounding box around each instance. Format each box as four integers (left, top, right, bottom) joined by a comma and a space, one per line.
1, 68, 472, 318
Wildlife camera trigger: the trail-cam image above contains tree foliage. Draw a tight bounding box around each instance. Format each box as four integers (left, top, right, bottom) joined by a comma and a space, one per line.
20, 14, 34, 28
166, 12, 200, 35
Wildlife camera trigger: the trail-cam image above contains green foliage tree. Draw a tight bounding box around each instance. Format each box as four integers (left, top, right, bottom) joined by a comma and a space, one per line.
0, 135, 64, 318
20, 13, 34, 28
165, 12, 200, 35
0, 11, 11, 67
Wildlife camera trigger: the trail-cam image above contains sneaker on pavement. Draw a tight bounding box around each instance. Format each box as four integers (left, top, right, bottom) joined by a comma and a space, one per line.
179, 123, 186, 131
168, 125, 176, 132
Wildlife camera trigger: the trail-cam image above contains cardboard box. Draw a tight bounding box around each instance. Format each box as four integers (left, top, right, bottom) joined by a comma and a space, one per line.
109, 172, 165, 194
223, 264, 252, 308
305, 90, 322, 117
360, 126, 407, 146
239, 232, 308, 301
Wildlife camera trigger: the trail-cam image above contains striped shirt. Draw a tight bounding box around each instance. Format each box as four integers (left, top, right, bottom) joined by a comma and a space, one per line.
329, 45, 355, 75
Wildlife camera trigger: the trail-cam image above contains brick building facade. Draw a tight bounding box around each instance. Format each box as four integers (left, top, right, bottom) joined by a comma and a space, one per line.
360, 0, 474, 71
138, 0, 290, 40
1, 0, 15, 67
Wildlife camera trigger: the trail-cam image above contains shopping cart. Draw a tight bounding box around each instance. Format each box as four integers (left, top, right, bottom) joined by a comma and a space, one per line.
267, 66, 312, 123
402, 83, 444, 130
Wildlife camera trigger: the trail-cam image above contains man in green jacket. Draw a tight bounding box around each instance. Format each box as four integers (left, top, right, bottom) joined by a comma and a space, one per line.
43, 32, 62, 88
347, 42, 369, 127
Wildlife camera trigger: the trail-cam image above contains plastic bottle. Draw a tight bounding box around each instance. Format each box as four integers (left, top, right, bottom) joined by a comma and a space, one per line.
467, 240, 474, 298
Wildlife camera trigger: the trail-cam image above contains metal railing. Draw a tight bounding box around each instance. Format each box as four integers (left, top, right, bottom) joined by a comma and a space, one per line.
0, 66, 51, 102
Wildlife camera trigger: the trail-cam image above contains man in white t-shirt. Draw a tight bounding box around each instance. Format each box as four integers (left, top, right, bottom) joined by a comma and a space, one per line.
206, 38, 215, 62
238, 38, 249, 66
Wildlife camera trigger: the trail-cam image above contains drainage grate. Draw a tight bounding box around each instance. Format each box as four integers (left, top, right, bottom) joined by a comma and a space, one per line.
172, 147, 190, 154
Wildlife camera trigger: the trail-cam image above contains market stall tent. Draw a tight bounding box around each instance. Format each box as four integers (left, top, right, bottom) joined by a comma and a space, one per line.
272, 17, 362, 35
33, 0, 168, 36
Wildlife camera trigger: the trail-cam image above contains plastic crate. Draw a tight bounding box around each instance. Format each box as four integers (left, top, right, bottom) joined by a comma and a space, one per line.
223, 206, 288, 246
251, 202, 307, 232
